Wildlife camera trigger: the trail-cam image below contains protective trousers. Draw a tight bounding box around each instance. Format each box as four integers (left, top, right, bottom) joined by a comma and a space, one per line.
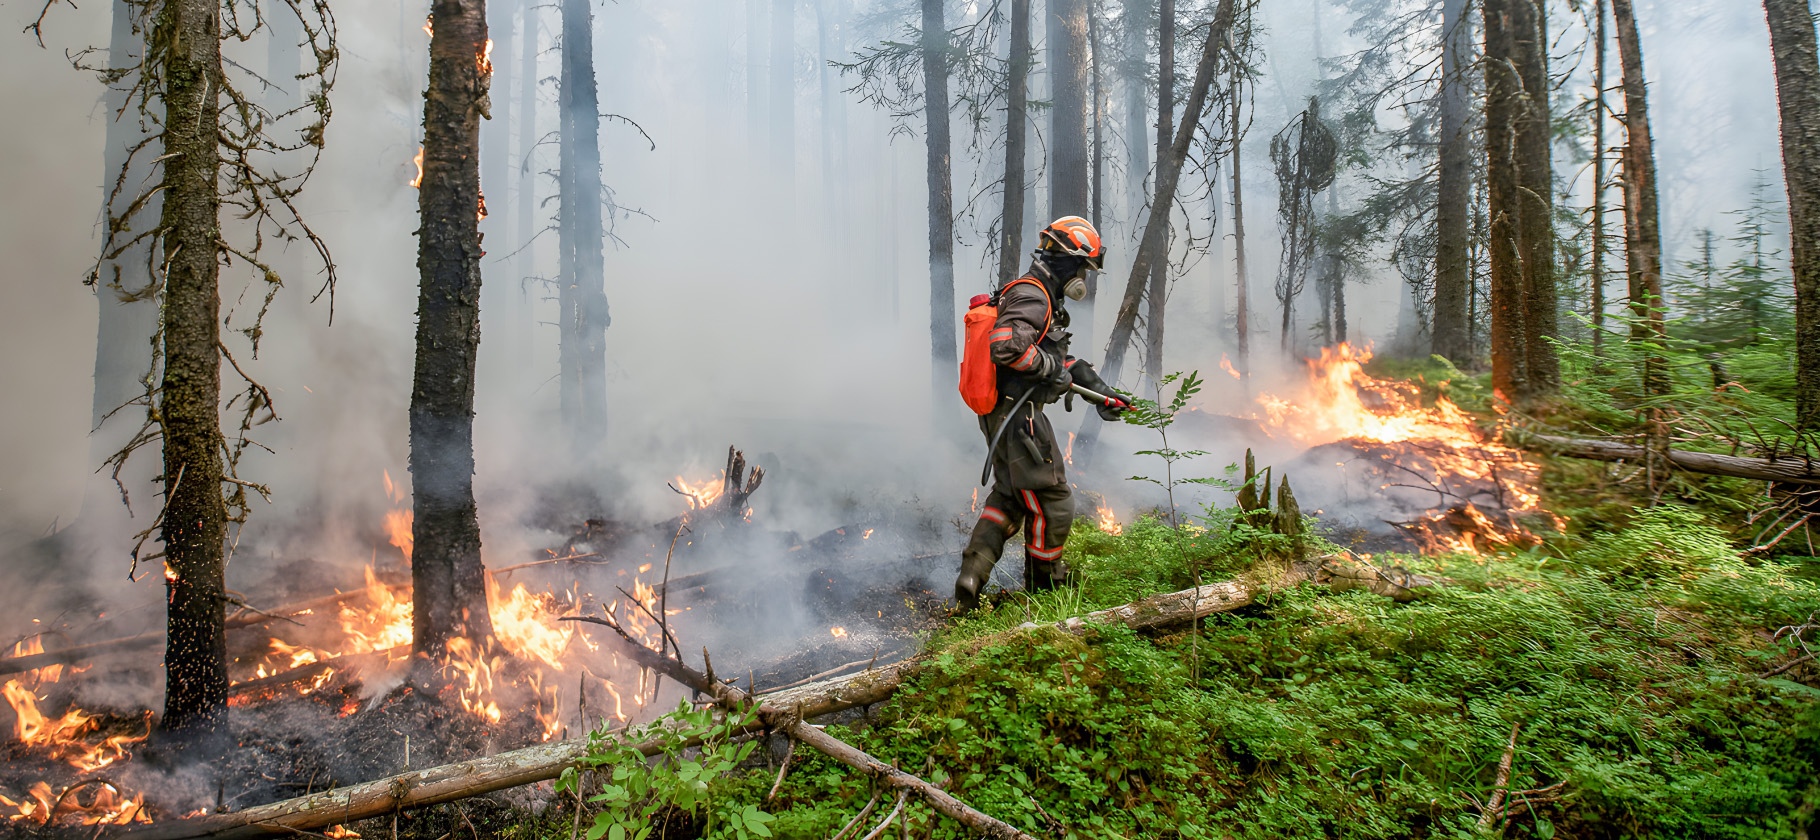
960, 394, 1074, 597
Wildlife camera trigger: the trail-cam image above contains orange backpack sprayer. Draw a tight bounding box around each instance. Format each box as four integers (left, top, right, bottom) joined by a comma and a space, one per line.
958, 277, 1051, 415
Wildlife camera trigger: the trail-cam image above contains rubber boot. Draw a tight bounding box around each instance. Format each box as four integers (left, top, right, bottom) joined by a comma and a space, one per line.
1025, 558, 1068, 593
954, 548, 998, 613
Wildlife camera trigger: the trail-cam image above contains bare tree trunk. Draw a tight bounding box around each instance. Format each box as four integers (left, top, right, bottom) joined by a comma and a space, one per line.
155, 0, 229, 748
1590, 0, 1608, 358
558, 0, 608, 446
1612, 0, 1667, 395
1482, 0, 1528, 402
1124, 0, 1151, 223
1328, 186, 1345, 343
1143, 0, 1173, 381
1051, 0, 1092, 286
84, 0, 160, 524
1514, 0, 1559, 396
1232, 64, 1250, 373
923, 0, 957, 397
411, 0, 494, 666
1083, 3, 1106, 344
998, 0, 1031, 288
1431, 0, 1473, 363
1096, 0, 1237, 392
772, 0, 796, 217
1764, 0, 1820, 429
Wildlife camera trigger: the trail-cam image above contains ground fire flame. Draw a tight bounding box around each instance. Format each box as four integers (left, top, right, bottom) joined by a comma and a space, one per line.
1249, 343, 1556, 554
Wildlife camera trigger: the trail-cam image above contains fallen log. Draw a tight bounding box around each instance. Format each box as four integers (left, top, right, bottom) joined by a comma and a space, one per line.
566, 616, 1038, 840
1524, 433, 1820, 486
0, 584, 410, 678
117, 573, 1301, 839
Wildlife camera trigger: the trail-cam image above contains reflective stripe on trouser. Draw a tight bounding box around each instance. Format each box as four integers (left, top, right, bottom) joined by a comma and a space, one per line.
962, 481, 1074, 574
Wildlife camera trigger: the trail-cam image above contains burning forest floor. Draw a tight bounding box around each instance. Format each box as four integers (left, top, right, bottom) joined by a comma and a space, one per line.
6, 351, 1820, 838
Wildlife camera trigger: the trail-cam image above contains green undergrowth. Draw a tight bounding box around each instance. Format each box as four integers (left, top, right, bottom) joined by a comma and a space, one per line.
544, 506, 1820, 840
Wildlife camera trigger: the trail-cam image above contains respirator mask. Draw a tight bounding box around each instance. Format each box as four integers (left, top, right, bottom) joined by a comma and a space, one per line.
1062, 276, 1088, 301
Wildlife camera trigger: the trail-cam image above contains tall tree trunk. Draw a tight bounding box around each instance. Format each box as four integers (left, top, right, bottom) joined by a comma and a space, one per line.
773, 0, 796, 217
84, 0, 160, 524
1327, 186, 1345, 343
1515, 0, 1559, 395
1231, 63, 1250, 373
1123, 0, 1151, 224
1590, 0, 1607, 358
1097, 0, 1237, 392
1611, 0, 1666, 395
1083, 2, 1106, 345
411, 0, 494, 667
1143, 0, 1173, 381
922, 0, 957, 397
998, 0, 1031, 288
1050, 0, 1091, 224
1431, 0, 1472, 363
1764, 0, 1820, 429
155, 0, 229, 748
558, 0, 608, 445
1482, 0, 1529, 402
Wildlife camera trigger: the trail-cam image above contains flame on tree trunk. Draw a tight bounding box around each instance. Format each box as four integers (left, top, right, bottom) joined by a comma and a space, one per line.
1763, 0, 1820, 430
1611, 0, 1667, 397
922, 0, 957, 399
156, 0, 230, 747
996, 0, 1030, 288
558, 0, 609, 447
412, 0, 494, 667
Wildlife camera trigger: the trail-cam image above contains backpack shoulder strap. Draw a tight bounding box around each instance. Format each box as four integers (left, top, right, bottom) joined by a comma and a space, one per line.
999, 275, 1054, 341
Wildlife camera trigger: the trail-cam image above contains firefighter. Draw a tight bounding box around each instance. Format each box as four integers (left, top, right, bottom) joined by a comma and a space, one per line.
955, 216, 1130, 612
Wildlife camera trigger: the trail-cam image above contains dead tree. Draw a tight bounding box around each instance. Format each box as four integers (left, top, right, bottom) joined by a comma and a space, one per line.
1143, 0, 1175, 381
151, 0, 233, 748
1763, 0, 1820, 430
922, 0, 958, 399
1612, 0, 1667, 396
411, 0, 496, 665
996, 0, 1031, 288
1523, 434, 1820, 486
1589, 0, 1609, 359
1086, 0, 1240, 467
558, 0, 609, 448
1231, 60, 1251, 374
1431, 0, 1474, 364
1269, 97, 1337, 353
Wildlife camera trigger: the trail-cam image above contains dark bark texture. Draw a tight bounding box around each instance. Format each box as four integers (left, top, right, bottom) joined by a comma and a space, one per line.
1049, 0, 1091, 222
1764, 0, 1820, 429
1431, 0, 1473, 363
1612, 0, 1667, 395
558, 0, 609, 444
411, 0, 495, 665
997, 0, 1030, 288
155, 0, 230, 746
1143, 0, 1174, 381
1482, 0, 1528, 402
922, 0, 957, 396
1513, 0, 1558, 395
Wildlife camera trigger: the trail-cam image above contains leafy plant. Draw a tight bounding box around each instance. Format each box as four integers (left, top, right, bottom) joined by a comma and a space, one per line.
1122, 371, 1211, 529
558, 700, 776, 840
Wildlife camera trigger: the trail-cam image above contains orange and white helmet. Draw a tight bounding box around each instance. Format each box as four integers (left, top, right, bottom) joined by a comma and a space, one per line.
1039, 216, 1105, 270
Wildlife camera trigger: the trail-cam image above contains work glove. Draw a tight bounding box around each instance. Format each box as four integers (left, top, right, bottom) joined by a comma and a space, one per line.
1030, 349, 1072, 403
1064, 359, 1131, 421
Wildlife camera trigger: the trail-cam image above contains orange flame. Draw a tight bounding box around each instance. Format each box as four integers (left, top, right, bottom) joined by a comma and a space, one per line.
829, 627, 848, 639
1096, 503, 1123, 536
673, 473, 725, 510
1220, 353, 1242, 379
409, 146, 424, 188
479, 38, 494, 75
2, 639, 151, 773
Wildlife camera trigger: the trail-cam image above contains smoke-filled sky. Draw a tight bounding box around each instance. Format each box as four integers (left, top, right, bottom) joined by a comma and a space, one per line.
0, 0, 1793, 568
